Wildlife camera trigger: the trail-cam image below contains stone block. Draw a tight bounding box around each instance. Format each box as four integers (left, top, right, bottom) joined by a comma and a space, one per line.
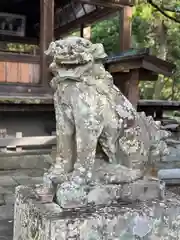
13, 185, 180, 240
87, 179, 163, 205
121, 178, 164, 201
0, 219, 13, 239
55, 178, 163, 209
0, 169, 44, 178
0, 154, 52, 170
0, 186, 15, 195
0, 176, 17, 187
4, 194, 15, 205
0, 205, 14, 220
0, 194, 4, 206
12, 176, 30, 185
12, 176, 43, 186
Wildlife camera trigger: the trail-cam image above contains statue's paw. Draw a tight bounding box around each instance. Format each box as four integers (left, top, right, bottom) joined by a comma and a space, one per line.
87, 185, 121, 205
55, 181, 88, 208
43, 171, 70, 189
95, 164, 143, 184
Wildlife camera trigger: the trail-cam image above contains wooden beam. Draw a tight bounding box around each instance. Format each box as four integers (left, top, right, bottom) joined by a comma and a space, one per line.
112, 72, 131, 96
0, 35, 38, 44
0, 52, 40, 63
107, 59, 142, 73
40, 0, 54, 88
0, 83, 53, 96
80, 24, 84, 37
78, 0, 135, 7
55, 8, 114, 37
0, 136, 56, 148
143, 60, 173, 77
119, 6, 132, 52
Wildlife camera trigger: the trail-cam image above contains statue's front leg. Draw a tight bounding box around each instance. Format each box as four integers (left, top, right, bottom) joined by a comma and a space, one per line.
71, 124, 102, 185
56, 109, 103, 208
44, 102, 75, 188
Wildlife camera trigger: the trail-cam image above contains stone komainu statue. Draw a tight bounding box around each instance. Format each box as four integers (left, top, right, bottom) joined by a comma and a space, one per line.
44, 37, 170, 207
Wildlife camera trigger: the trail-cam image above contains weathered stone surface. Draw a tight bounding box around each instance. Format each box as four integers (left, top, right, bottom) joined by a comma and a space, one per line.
0, 205, 14, 220
0, 194, 4, 206
4, 194, 15, 205
11, 176, 30, 185
0, 219, 13, 240
0, 176, 17, 187
120, 178, 165, 201
12, 176, 43, 186
92, 161, 143, 184
56, 178, 163, 208
56, 182, 88, 208
0, 169, 44, 177
0, 187, 14, 195
14, 186, 180, 240
0, 154, 51, 170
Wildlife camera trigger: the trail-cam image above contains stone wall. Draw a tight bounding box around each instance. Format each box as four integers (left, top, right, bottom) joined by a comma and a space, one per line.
0, 152, 53, 170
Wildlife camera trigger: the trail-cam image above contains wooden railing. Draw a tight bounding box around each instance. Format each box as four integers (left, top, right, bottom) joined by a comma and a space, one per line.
0, 52, 40, 84
0, 131, 56, 153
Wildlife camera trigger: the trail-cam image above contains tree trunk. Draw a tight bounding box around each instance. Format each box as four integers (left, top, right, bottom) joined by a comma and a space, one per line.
153, 21, 167, 99
171, 77, 176, 100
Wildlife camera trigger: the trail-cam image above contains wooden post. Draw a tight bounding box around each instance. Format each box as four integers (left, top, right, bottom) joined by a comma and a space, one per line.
80, 24, 91, 40
83, 26, 91, 40
40, 0, 54, 88
16, 132, 22, 152
126, 69, 139, 108
0, 129, 7, 152
119, 6, 132, 52
80, 24, 84, 37
119, 7, 139, 108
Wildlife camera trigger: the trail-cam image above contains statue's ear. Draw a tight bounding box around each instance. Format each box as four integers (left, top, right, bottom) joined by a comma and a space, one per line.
91, 43, 107, 60
44, 42, 56, 56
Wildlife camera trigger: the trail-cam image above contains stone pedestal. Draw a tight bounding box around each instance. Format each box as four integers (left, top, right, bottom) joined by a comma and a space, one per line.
14, 185, 180, 240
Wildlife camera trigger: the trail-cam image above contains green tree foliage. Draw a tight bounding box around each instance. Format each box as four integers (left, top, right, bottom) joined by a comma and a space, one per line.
91, 14, 120, 55
91, 0, 180, 100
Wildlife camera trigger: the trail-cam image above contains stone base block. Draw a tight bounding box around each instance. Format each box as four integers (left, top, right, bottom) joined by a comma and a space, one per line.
14, 185, 180, 240
56, 178, 165, 208
0, 153, 52, 170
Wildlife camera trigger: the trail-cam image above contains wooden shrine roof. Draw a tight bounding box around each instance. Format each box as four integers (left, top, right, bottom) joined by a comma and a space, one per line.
106, 48, 176, 78
0, 0, 134, 43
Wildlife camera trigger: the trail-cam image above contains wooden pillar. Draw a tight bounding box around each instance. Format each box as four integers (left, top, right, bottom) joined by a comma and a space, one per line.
113, 72, 130, 97
119, 7, 139, 108
40, 0, 54, 88
119, 6, 132, 52
80, 24, 84, 37
126, 69, 139, 108
80, 24, 91, 40
83, 26, 91, 40
112, 70, 139, 108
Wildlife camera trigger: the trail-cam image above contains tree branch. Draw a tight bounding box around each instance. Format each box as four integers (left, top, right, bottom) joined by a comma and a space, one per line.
147, 0, 180, 23
161, 7, 179, 13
